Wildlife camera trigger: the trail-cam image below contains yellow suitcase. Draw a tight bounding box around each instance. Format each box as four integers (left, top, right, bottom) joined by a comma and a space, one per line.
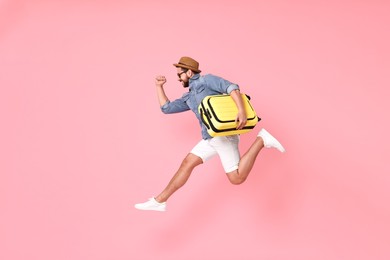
198, 94, 261, 137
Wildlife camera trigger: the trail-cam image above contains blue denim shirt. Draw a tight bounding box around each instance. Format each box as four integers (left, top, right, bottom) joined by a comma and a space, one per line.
161, 74, 239, 139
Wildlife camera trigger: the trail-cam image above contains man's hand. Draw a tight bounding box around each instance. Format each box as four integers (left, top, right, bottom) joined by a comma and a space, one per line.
155, 75, 169, 106
230, 89, 247, 130
155, 75, 167, 87
235, 110, 247, 130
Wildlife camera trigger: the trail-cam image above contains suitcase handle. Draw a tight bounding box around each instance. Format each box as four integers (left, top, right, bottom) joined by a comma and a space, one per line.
206, 108, 212, 119
199, 108, 210, 129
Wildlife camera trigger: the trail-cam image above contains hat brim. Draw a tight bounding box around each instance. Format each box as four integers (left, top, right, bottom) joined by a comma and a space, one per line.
173, 63, 201, 73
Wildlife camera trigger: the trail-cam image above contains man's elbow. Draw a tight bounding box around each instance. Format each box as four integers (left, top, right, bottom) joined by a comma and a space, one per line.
160, 106, 170, 114
160, 101, 170, 114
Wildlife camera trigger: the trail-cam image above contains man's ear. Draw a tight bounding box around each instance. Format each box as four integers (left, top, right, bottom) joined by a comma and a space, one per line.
187, 70, 194, 78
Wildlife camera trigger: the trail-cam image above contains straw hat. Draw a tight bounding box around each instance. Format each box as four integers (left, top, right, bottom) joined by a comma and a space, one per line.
173, 56, 201, 73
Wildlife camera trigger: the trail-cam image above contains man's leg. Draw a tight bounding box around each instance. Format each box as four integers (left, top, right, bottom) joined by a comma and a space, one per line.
155, 153, 203, 203
135, 139, 217, 212
226, 128, 285, 185
226, 137, 264, 184
134, 153, 203, 211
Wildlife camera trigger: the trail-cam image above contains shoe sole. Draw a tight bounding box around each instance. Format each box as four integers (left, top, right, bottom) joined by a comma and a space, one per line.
134, 205, 166, 212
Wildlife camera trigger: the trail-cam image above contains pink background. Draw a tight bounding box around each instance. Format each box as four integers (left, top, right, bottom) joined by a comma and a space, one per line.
1, 0, 389, 259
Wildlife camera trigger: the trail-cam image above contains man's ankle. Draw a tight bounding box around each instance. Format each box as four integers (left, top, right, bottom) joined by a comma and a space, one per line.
155, 196, 165, 203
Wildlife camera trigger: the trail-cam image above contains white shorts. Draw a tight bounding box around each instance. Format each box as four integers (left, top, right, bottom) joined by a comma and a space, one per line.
190, 135, 240, 173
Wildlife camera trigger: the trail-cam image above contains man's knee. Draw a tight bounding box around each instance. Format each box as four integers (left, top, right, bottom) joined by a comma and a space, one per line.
181, 153, 203, 169
226, 170, 246, 185
229, 177, 246, 185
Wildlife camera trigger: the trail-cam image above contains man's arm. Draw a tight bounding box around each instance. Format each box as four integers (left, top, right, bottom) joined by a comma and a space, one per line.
155, 75, 169, 106
155, 75, 190, 114
230, 89, 247, 130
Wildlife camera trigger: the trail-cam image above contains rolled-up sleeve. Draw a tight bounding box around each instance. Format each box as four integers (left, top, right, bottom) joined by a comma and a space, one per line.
205, 74, 240, 94
161, 93, 190, 114
226, 84, 239, 94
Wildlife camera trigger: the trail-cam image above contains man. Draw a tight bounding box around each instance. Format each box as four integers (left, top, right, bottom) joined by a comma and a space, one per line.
135, 56, 285, 212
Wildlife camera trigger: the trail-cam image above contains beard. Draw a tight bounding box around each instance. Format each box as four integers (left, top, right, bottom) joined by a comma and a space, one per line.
182, 80, 189, 88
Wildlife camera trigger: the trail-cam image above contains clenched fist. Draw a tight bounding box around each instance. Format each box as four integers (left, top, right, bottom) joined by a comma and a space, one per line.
155, 75, 167, 86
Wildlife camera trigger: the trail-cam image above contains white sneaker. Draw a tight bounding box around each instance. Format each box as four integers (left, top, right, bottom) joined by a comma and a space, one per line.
258, 128, 286, 153
134, 197, 166, 212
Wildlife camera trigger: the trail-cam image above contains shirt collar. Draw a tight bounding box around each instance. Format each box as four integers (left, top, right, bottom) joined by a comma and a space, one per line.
188, 74, 201, 91
189, 73, 201, 82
